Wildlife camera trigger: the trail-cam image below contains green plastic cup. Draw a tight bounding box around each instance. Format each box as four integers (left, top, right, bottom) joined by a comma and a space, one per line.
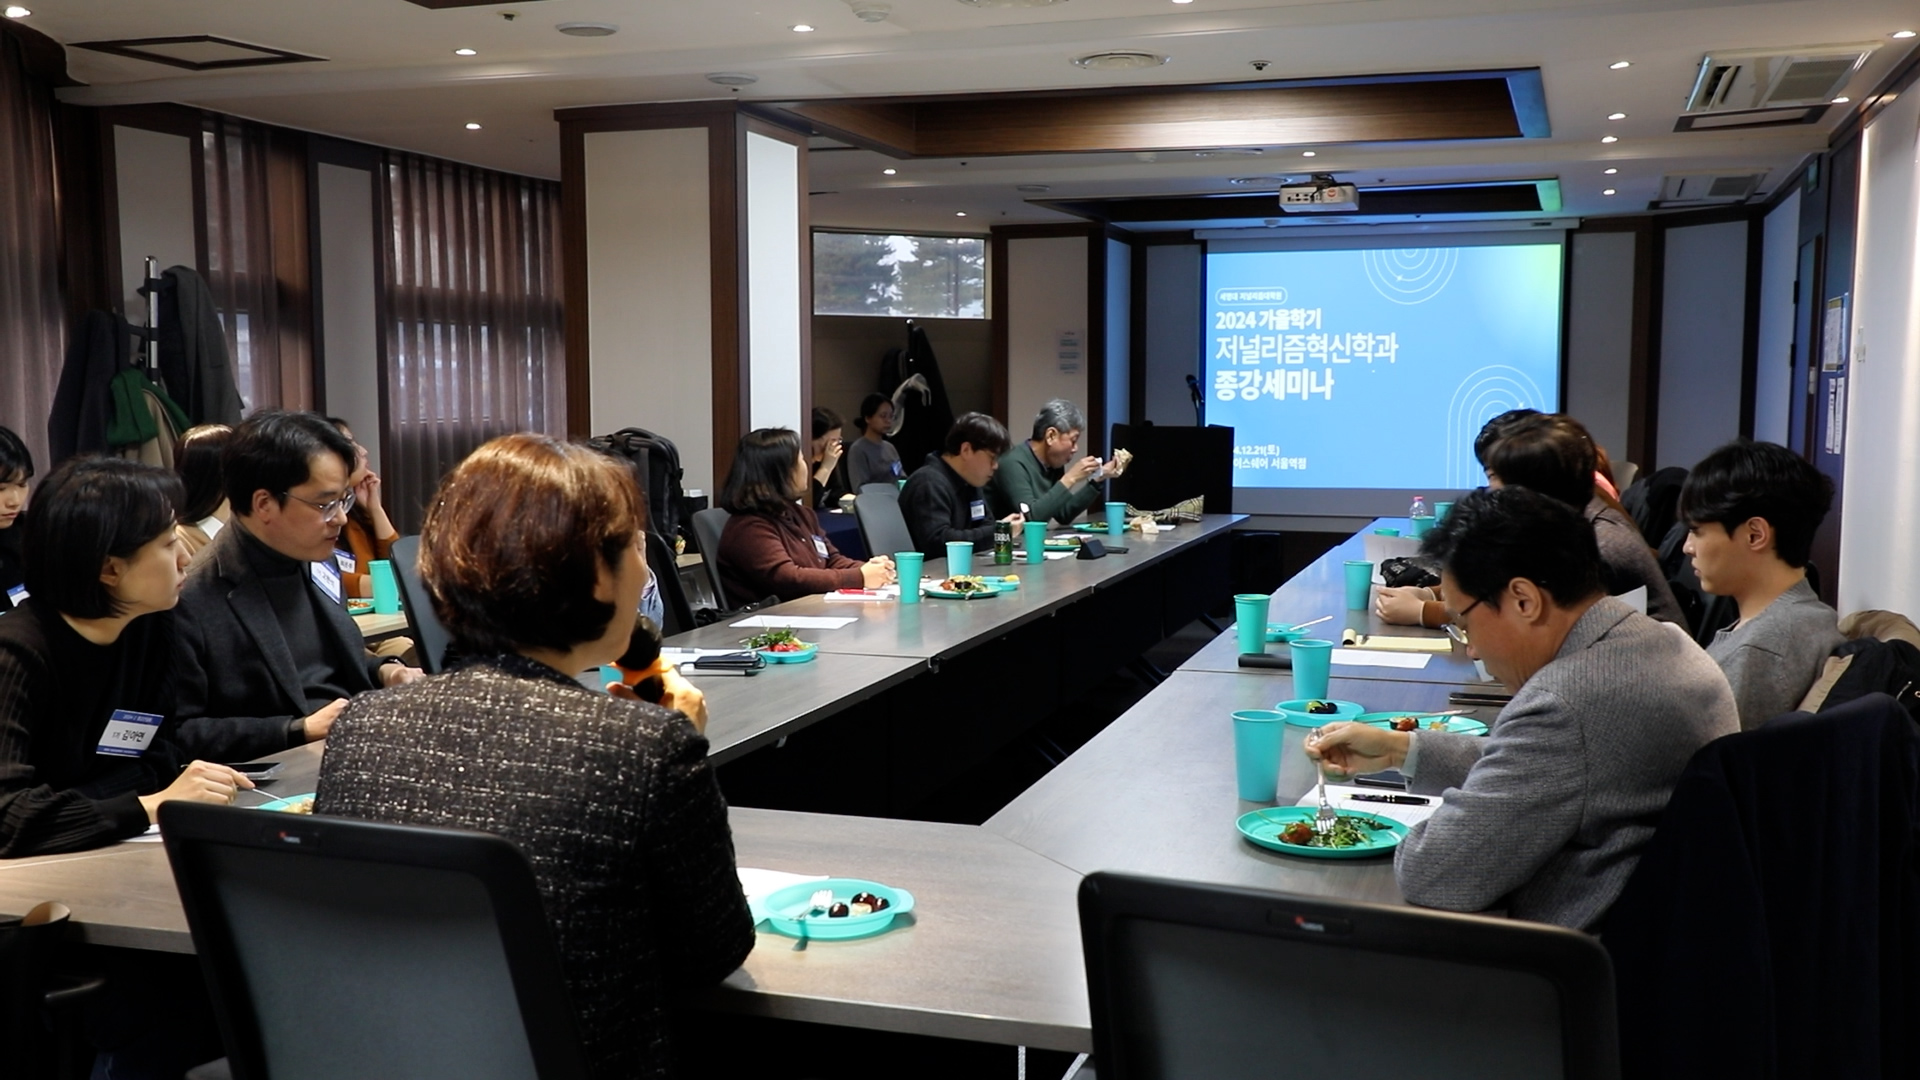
1232, 710, 1286, 802
1234, 593, 1271, 655
1105, 501, 1126, 537
369, 560, 401, 615
1024, 520, 1047, 562
895, 551, 924, 604
1435, 501, 1454, 523
945, 541, 973, 579
1290, 638, 1334, 699
1343, 560, 1373, 611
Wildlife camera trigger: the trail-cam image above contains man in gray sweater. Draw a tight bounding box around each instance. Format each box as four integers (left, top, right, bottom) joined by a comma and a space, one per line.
1309, 486, 1738, 931
1679, 440, 1845, 728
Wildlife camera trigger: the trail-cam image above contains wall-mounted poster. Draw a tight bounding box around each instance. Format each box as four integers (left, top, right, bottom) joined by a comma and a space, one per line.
1821, 294, 1849, 372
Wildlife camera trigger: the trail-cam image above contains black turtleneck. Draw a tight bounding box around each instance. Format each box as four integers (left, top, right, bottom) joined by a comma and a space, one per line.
233, 524, 362, 712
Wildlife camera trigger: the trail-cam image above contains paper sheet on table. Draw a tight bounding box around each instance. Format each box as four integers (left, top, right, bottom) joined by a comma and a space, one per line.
1341, 633, 1453, 654
737, 867, 828, 904
730, 615, 858, 630
1295, 784, 1443, 828
1329, 648, 1431, 670
824, 585, 900, 602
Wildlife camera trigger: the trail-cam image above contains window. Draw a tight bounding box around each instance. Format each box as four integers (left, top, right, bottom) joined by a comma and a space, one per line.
813, 232, 986, 318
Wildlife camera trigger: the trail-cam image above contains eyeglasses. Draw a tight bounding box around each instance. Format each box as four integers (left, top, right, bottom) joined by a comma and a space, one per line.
1442, 596, 1485, 646
282, 489, 356, 520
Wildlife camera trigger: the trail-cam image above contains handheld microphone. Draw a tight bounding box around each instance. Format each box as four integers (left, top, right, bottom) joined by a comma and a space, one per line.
1185, 373, 1202, 405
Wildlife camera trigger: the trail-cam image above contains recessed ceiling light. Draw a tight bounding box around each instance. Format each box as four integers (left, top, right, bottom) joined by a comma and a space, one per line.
955, 211, 968, 217
1172, 0, 1194, 4
1832, 96, 1850, 104
792, 23, 816, 32
1301, 150, 1317, 157
956, 0, 1069, 7
3, 6, 29, 17
882, 168, 897, 175
1603, 188, 1617, 196
1016, 183, 1052, 193
706, 72, 758, 86
1893, 30, 1916, 39
453, 47, 477, 56
465, 122, 482, 130
1073, 51, 1168, 70
1609, 60, 1631, 70
1229, 176, 1286, 186
1601, 135, 1618, 144
556, 22, 618, 36
1604, 167, 1618, 175
1607, 112, 1627, 120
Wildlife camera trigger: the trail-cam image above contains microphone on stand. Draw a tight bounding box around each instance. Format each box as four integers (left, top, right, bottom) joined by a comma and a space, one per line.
1185, 374, 1204, 424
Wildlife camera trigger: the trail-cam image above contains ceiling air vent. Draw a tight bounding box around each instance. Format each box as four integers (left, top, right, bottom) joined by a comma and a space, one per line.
1657, 171, 1766, 205
1685, 44, 1878, 112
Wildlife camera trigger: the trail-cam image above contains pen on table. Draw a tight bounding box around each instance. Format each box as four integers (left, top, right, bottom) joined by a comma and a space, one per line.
1349, 793, 1431, 805
1286, 615, 1334, 632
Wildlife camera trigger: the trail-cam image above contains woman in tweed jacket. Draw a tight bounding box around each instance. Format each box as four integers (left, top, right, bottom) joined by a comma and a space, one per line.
317, 434, 754, 1080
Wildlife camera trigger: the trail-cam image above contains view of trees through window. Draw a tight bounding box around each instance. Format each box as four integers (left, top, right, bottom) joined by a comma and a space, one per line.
813, 232, 987, 318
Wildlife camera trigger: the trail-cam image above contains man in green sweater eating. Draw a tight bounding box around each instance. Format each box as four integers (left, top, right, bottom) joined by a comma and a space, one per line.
986, 399, 1127, 526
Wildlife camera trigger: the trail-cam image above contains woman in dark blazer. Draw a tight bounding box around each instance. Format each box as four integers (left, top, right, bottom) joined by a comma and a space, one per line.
316, 433, 753, 1080
715, 427, 895, 607
0, 457, 248, 858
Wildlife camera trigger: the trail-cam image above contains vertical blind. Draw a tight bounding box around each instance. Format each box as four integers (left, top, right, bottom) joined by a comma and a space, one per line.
200, 114, 311, 415
379, 151, 564, 533
0, 29, 65, 474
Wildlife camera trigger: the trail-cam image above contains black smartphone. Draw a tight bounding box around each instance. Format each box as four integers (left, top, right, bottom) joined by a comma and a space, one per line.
1352, 769, 1410, 789
222, 761, 284, 780
1447, 691, 1513, 707
691, 651, 766, 675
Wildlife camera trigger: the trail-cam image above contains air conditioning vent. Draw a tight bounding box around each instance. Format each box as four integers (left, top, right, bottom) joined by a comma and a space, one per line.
1685, 44, 1878, 112
1657, 171, 1766, 205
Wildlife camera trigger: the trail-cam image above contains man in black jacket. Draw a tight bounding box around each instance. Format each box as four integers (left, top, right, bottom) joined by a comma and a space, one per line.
173, 411, 422, 759
898, 412, 1025, 559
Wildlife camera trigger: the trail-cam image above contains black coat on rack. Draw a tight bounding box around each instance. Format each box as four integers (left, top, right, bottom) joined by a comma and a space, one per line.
879, 320, 956, 467
46, 310, 133, 464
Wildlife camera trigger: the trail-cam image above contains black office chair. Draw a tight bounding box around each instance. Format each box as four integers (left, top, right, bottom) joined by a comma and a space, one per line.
855, 491, 915, 562
858, 482, 901, 500
1079, 871, 1620, 1080
689, 507, 732, 608
388, 535, 452, 674
161, 802, 588, 1080
1, 902, 106, 1080
644, 531, 694, 637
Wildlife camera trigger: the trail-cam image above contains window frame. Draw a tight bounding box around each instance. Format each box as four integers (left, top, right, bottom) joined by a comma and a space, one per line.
810, 227, 992, 320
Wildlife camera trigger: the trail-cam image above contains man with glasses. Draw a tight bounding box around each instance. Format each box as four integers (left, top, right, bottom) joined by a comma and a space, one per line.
985, 399, 1111, 527
899, 412, 1025, 559
1307, 486, 1736, 931
174, 411, 423, 759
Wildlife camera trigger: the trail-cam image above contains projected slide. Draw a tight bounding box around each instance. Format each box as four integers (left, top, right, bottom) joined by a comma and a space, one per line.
1206, 244, 1562, 490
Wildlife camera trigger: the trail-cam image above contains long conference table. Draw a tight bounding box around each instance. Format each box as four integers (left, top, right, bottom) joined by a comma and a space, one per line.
0, 516, 1501, 1057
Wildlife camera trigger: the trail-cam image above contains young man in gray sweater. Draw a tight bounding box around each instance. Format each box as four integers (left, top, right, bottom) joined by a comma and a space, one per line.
1679, 440, 1844, 729
1307, 487, 1739, 931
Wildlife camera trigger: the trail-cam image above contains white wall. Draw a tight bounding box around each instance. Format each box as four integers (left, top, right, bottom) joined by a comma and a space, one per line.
1104, 237, 1131, 453
583, 127, 716, 493
745, 131, 802, 436
1656, 220, 1748, 470
1752, 190, 1801, 445
1564, 230, 1635, 462
1838, 85, 1920, 617
1143, 242, 1202, 426
316, 163, 381, 472
114, 126, 196, 319
1005, 236, 1089, 425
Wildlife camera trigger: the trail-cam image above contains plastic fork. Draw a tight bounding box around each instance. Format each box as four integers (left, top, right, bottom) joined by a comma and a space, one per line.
791, 888, 835, 951
1315, 768, 1337, 835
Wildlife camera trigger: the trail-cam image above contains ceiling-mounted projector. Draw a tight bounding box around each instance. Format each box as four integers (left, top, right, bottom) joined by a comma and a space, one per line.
1279, 174, 1360, 213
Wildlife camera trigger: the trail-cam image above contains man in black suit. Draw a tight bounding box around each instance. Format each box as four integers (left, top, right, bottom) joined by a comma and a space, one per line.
173, 411, 423, 759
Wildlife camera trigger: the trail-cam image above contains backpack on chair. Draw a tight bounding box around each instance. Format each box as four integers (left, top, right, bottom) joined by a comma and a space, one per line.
587, 427, 687, 545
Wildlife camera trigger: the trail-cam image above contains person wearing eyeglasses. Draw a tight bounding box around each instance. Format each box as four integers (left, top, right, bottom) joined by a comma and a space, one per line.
172, 411, 423, 760
1306, 486, 1737, 932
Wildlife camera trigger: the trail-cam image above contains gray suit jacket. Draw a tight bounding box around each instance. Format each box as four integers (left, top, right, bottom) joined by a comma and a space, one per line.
1397, 597, 1739, 930
172, 524, 386, 760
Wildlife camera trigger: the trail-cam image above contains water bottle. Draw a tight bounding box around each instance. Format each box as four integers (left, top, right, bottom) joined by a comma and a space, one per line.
1409, 495, 1435, 538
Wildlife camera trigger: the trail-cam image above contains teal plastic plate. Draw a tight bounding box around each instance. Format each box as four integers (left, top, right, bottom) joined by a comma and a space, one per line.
1264, 625, 1308, 644
755, 643, 818, 664
924, 582, 1003, 600
1275, 699, 1366, 723
1044, 537, 1082, 550
976, 575, 1021, 590
1072, 522, 1124, 533
253, 793, 316, 813
756, 877, 916, 940
1357, 712, 1490, 736
1237, 807, 1407, 859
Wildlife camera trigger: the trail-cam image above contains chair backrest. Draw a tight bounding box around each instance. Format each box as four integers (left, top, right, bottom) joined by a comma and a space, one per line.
0, 901, 72, 1073
688, 508, 731, 608
1079, 872, 1619, 1080
858, 482, 900, 500
855, 491, 915, 561
643, 531, 694, 637
389, 535, 452, 674
161, 802, 587, 1080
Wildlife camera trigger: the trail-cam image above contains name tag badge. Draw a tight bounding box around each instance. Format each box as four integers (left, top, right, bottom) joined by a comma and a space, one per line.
970, 500, 987, 523
891, 461, 903, 478
333, 549, 357, 576
310, 559, 344, 605
97, 709, 163, 758
812, 536, 830, 560
5, 584, 25, 608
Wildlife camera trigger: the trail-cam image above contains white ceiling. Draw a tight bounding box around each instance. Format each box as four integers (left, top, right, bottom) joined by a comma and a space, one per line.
28, 0, 1920, 232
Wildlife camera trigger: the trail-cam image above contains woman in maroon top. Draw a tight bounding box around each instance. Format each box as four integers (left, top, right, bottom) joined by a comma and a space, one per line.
716, 428, 896, 607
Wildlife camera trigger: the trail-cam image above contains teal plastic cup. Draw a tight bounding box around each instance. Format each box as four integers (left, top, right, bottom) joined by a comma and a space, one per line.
1435, 500, 1455, 523
1024, 520, 1047, 561
1231, 710, 1286, 802
1343, 560, 1373, 611
1105, 501, 1126, 536
1373, 527, 1400, 537
369, 560, 401, 614
1234, 593, 1271, 655
945, 541, 973, 579
1409, 515, 1436, 538
1290, 638, 1334, 699
895, 551, 924, 604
